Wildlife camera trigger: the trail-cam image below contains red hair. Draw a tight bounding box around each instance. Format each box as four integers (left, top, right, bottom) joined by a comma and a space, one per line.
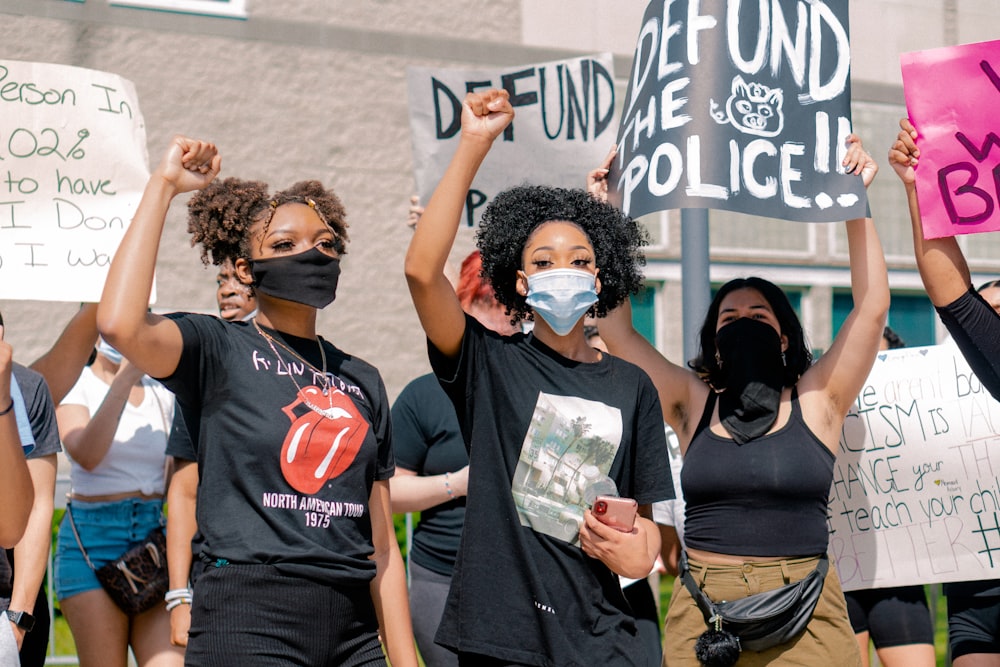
456, 250, 496, 311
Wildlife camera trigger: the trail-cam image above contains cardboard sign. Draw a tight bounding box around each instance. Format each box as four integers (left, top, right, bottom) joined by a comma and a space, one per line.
609, 0, 866, 223
0, 60, 149, 302
407, 54, 617, 227
831, 341, 1000, 591
901, 40, 1000, 239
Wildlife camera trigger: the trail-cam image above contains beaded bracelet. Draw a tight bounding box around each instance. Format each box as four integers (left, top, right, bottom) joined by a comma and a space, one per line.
444, 472, 454, 498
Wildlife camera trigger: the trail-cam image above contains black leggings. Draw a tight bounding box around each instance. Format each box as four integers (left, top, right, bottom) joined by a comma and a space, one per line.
408, 561, 458, 667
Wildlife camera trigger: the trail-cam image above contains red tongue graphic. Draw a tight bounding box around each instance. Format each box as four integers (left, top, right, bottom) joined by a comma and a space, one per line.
280, 386, 369, 495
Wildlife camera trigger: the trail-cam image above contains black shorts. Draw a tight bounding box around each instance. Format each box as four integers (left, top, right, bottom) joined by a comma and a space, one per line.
185, 563, 385, 667
948, 592, 1000, 658
844, 586, 933, 647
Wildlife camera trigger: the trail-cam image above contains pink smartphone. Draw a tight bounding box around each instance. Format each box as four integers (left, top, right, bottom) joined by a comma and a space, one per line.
592, 495, 637, 532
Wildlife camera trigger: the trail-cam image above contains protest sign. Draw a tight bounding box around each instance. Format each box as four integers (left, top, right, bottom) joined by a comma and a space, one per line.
831, 340, 1000, 591
609, 0, 867, 223
901, 40, 1000, 239
407, 54, 616, 227
0, 60, 149, 302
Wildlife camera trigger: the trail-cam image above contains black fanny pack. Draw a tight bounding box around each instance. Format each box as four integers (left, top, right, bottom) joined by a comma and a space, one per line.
679, 551, 828, 666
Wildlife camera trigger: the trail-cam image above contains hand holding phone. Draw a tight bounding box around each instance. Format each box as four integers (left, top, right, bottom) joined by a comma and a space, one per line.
592, 495, 637, 533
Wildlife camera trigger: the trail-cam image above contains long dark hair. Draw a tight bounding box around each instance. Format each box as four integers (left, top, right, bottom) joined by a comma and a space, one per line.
690, 277, 811, 388
977, 279, 1000, 293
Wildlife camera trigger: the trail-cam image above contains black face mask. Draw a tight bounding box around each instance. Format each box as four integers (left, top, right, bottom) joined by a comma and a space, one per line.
714, 317, 786, 444
249, 247, 341, 310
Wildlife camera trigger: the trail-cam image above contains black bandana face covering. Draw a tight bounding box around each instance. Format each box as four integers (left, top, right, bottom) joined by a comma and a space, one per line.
714, 318, 786, 445
250, 247, 341, 310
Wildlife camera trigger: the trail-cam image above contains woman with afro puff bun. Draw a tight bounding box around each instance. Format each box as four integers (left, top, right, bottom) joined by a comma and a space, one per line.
162, 176, 265, 650
97, 137, 417, 667
405, 89, 674, 667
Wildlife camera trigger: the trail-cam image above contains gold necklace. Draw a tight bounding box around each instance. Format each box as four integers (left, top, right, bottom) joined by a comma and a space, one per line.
252, 320, 340, 421
252, 319, 329, 388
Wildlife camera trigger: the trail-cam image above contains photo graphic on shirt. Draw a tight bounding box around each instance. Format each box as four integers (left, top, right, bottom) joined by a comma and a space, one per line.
512, 392, 623, 545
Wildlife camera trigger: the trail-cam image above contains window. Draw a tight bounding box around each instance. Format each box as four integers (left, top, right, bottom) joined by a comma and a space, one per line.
844, 101, 912, 262
637, 211, 669, 252
832, 291, 936, 348
631, 283, 658, 346
109, 0, 247, 18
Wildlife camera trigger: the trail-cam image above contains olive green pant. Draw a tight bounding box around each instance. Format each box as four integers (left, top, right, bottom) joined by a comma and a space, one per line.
662, 555, 861, 666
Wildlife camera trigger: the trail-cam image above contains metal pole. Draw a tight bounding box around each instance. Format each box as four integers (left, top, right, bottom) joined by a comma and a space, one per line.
680, 209, 711, 364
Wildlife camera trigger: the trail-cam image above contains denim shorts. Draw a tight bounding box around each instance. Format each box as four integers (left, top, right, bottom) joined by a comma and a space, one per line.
54, 498, 165, 601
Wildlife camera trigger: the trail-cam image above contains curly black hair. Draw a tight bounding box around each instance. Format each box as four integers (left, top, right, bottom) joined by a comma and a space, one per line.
475, 185, 649, 323
186, 178, 349, 265
187, 177, 270, 266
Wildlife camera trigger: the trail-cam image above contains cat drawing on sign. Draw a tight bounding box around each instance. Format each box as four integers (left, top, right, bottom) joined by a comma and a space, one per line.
710, 75, 784, 138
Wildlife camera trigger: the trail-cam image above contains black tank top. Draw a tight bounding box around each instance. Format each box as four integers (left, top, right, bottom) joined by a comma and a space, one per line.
681, 387, 834, 557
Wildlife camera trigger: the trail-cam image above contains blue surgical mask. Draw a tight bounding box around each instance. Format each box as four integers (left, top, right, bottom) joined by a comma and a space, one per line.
97, 338, 123, 365
524, 268, 598, 336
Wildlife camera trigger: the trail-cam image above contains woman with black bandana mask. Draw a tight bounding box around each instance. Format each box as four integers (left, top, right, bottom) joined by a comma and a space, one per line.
97, 138, 417, 667
596, 135, 887, 666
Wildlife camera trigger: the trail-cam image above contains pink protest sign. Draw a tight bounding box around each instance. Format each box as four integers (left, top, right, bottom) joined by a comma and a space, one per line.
901, 40, 1000, 239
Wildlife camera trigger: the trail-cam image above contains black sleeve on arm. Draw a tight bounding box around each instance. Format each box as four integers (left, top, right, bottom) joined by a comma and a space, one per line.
427, 314, 479, 451
390, 380, 430, 473
165, 402, 198, 461
937, 287, 1000, 401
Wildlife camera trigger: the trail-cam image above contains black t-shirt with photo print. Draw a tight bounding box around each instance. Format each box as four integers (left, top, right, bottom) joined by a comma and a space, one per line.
159, 314, 394, 585
430, 316, 673, 667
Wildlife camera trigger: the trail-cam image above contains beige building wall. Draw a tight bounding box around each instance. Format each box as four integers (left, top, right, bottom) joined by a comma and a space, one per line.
1, 0, 999, 398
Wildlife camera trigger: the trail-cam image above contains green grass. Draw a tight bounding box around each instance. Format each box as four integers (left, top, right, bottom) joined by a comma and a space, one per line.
50, 611, 78, 663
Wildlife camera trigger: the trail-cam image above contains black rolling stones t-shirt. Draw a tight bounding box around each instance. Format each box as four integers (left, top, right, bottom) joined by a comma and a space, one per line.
159, 314, 394, 585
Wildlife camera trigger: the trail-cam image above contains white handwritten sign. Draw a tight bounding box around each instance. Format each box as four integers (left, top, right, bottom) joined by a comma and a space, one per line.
831, 340, 1000, 591
0, 60, 149, 302
407, 54, 617, 227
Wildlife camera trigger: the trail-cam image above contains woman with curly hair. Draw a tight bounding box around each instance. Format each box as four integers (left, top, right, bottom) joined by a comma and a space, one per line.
97, 137, 417, 667
163, 177, 264, 649
390, 249, 521, 667
405, 89, 674, 667
595, 136, 886, 666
